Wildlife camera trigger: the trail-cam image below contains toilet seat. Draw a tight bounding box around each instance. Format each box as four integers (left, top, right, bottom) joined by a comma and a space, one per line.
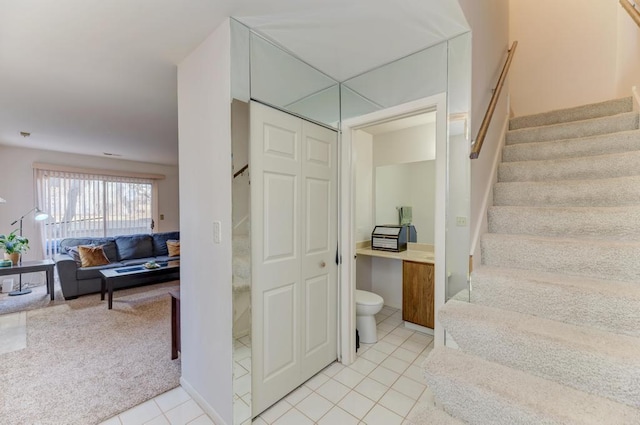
356, 289, 383, 306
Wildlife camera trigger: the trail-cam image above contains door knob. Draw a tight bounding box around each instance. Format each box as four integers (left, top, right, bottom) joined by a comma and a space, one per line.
320, 261, 326, 268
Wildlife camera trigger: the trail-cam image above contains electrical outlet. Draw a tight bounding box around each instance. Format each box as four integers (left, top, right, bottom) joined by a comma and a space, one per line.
456, 216, 467, 227
213, 221, 221, 244
160, 214, 165, 220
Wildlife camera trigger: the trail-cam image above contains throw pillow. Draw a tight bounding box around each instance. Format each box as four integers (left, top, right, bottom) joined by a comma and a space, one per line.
167, 240, 180, 257
78, 245, 110, 268
66, 245, 85, 265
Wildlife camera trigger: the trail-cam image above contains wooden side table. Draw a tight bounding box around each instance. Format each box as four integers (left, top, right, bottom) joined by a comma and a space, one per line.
170, 290, 180, 360
0, 259, 55, 299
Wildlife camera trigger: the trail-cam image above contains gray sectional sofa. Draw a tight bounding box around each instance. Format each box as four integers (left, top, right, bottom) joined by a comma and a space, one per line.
54, 231, 180, 299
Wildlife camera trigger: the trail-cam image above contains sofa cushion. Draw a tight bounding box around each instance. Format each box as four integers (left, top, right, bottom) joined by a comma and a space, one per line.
152, 231, 180, 256
60, 238, 118, 262
76, 262, 124, 280
115, 234, 153, 260
154, 255, 180, 263
167, 240, 180, 257
121, 257, 156, 266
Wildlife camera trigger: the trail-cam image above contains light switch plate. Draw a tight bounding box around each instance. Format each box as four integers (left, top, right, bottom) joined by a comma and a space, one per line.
456, 216, 467, 227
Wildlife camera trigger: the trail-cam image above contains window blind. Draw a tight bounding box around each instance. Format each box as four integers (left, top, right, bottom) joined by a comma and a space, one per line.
35, 168, 156, 257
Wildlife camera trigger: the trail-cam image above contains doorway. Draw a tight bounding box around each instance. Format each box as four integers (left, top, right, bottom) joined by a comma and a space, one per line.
339, 93, 448, 365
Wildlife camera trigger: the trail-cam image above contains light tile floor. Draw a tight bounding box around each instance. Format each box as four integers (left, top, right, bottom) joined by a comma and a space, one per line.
105, 306, 435, 425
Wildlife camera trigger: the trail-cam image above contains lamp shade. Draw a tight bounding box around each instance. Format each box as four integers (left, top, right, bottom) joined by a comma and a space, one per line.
34, 208, 49, 221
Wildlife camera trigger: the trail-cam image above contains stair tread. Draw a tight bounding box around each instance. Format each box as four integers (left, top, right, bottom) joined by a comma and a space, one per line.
509, 97, 633, 130
487, 205, 640, 240
424, 347, 640, 425
503, 129, 640, 162
498, 149, 640, 182
441, 300, 640, 407
494, 174, 640, 207
470, 266, 640, 337
481, 233, 640, 282
406, 402, 466, 425
482, 231, 640, 249
473, 265, 640, 295
506, 111, 639, 145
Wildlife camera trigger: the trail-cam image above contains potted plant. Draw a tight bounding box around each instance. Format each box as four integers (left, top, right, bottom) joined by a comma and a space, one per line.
0, 230, 29, 265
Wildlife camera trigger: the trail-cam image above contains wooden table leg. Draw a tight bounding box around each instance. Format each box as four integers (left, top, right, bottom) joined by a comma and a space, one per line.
171, 290, 180, 359
48, 267, 54, 300
108, 279, 114, 310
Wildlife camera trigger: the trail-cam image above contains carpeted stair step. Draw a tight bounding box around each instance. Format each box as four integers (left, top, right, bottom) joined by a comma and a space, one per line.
498, 150, 640, 182
232, 276, 251, 292
233, 255, 251, 280
503, 129, 640, 163
487, 205, 640, 240
506, 111, 639, 145
423, 347, 640, 425
469, 266, 640, 337
493, 175, 640, 207
481, 233, 640, 281
406, 402, 466, 425
233, 234, 250, 257
440, 300, 640, 407
509, 97, 633, 130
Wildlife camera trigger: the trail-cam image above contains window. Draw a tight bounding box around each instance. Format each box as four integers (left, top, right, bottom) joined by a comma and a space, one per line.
35, 165, 162, 257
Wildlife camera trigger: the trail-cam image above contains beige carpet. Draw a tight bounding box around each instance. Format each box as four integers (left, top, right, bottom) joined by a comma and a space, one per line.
419, 96, 640, 422
0, 281, 181, 425
0, 280, 66, 315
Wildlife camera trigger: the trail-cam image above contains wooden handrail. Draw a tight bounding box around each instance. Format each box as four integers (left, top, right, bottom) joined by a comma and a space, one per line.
621, 0, 640, 28
234, 164, 249, 179
470, 41, 518, 160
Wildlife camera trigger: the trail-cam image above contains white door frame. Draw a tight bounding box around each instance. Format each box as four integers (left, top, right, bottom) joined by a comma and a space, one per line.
339, 93, 448, 365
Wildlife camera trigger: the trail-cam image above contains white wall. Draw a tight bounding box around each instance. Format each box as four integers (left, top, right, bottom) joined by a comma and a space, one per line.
353, 130, 374, 243
458, 0, 510, 268
373, 123, 436, 167
0, 145, 179, 262
177, 19, 233, 425
371, 257, 403, 310
616, 5, 640, 96
508, 0, 620, 116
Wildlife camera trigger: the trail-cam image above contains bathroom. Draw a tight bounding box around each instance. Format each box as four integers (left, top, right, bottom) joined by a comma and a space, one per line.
351, 111, 438, 344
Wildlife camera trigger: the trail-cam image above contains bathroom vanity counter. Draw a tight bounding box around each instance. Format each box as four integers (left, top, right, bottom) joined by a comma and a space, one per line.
355, 242, 434, 264
356, 241, 435, 330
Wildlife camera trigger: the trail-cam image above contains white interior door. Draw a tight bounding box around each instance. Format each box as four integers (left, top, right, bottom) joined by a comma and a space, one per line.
251, 102, 338, 416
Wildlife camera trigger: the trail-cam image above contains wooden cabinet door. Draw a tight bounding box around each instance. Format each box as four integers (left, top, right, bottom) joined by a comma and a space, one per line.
402, 261, 434, 329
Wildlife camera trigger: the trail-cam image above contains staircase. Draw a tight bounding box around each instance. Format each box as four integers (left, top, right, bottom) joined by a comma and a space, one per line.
233, 217, 251, 338
415, 97, 640, 423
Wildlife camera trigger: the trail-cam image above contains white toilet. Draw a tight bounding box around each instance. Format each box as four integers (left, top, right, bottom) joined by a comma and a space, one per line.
356, 290, 384, 344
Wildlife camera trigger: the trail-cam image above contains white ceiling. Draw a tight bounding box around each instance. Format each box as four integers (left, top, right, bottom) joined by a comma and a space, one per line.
0, 0, 468, 166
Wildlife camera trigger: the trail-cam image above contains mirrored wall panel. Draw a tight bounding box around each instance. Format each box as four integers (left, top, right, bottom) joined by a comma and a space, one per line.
341, 41, 448, 121
445, 32, 472, 301
250, 33, 340, 128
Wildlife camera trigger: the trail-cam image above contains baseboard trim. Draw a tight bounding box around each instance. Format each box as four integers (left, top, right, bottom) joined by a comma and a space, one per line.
180, 377, 228, 425
404, 321, 434, 335
633, 86, 640, 112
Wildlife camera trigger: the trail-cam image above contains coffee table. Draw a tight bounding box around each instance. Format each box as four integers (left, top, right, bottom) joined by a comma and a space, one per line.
100, 260, 180, 309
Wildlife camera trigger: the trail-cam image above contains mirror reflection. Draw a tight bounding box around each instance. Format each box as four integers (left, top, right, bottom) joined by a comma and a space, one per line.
375, 161, 435, 244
